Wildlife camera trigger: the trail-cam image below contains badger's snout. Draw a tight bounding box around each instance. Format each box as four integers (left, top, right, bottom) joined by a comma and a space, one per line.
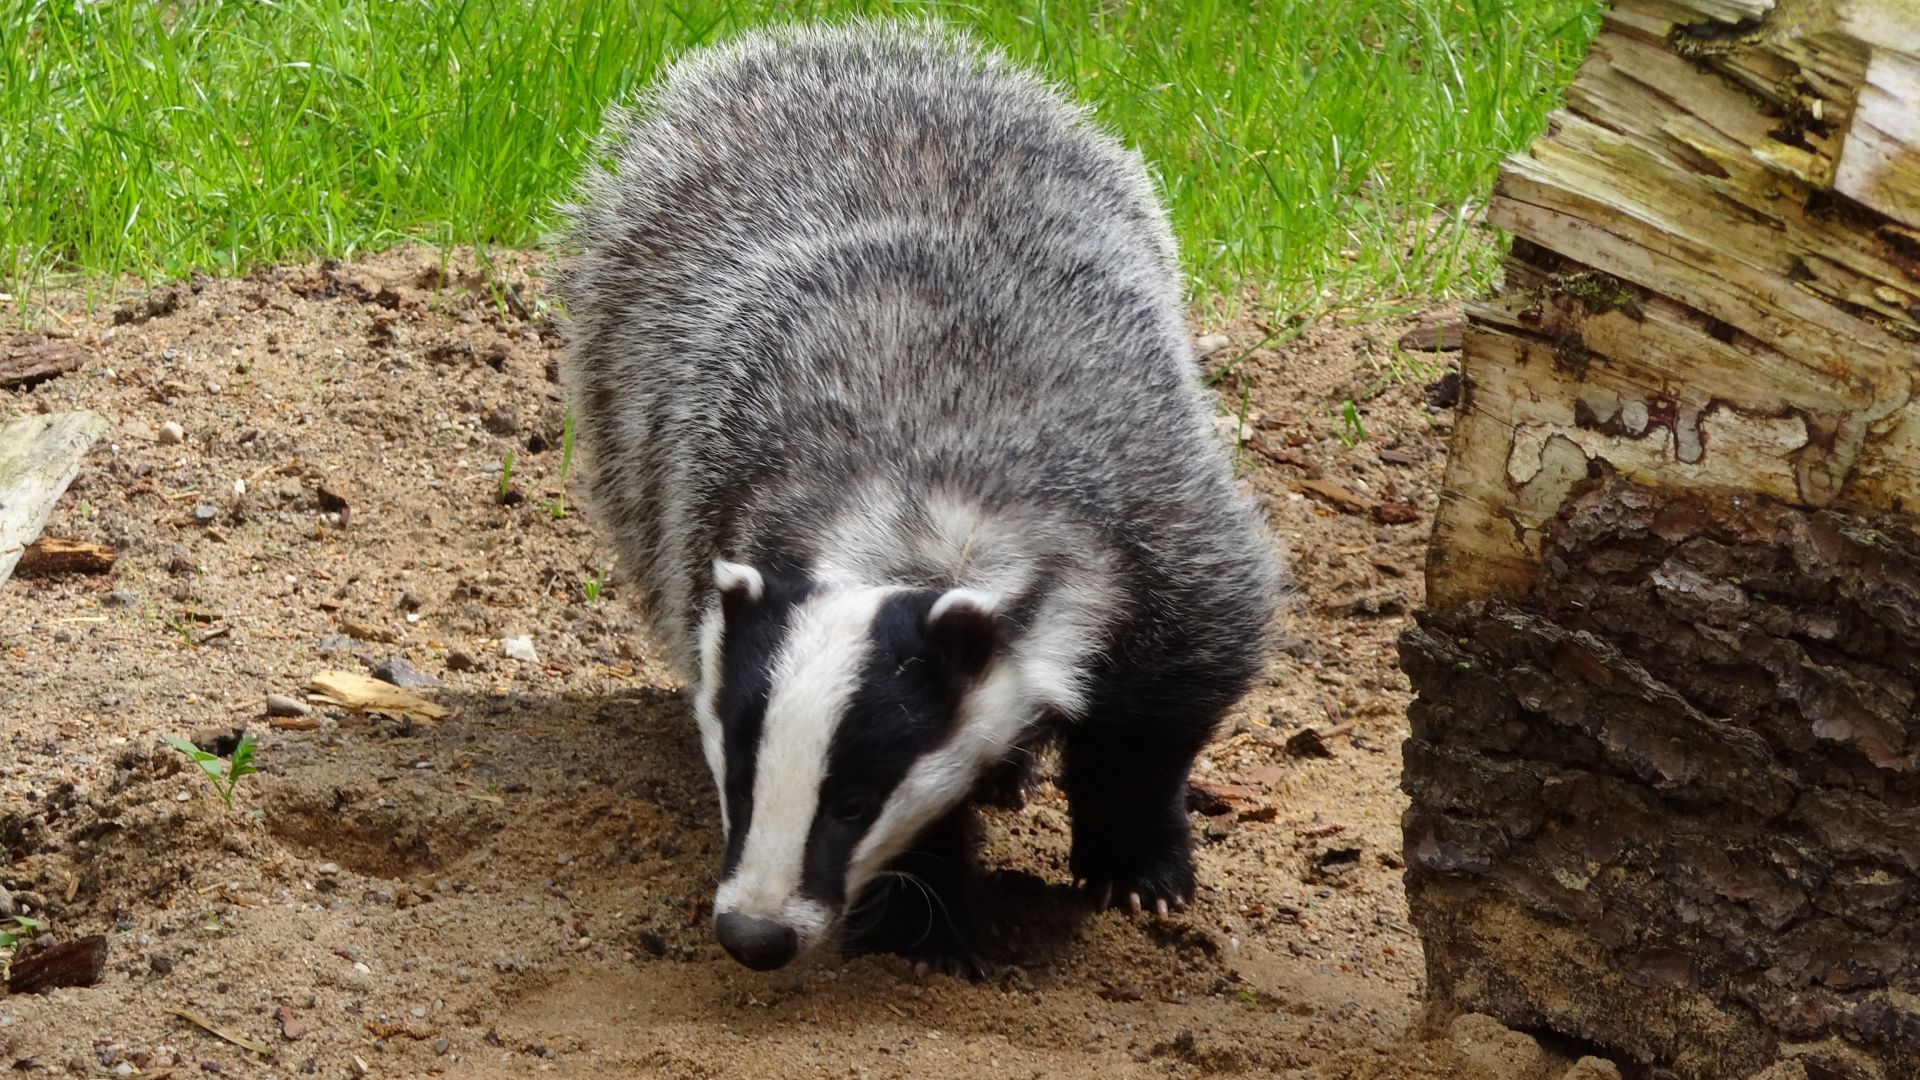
714, 912, 801, 971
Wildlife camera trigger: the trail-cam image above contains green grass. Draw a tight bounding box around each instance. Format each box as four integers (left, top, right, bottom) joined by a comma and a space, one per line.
0, 0, 1599, 310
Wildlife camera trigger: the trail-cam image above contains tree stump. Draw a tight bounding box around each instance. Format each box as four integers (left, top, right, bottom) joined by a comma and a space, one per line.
1401, 1, 1919, 1077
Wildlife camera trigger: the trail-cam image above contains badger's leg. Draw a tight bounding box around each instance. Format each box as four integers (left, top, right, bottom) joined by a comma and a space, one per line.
843, 808, 983, 981
1061, 724, 1204, 916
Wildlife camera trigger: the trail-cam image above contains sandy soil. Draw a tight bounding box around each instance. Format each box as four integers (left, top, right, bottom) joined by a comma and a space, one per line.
0, 249, 1609, 1078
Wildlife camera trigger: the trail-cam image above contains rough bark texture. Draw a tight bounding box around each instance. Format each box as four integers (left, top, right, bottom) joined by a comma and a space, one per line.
1405, 0, 1920, 1075
5, 935, 108, 996
1405, 476, 1920, 1077
13, 537, 116, 578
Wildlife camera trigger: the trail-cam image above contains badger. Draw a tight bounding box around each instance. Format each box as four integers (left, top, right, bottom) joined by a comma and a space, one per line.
559, 20, 1284, 978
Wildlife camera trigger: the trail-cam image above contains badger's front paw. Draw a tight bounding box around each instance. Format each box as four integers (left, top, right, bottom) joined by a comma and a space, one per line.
1072, 834, 1195, 918
904, 949, 987, 983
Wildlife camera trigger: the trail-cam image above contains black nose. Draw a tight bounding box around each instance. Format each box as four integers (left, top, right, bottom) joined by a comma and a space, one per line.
714, 912, 799, 971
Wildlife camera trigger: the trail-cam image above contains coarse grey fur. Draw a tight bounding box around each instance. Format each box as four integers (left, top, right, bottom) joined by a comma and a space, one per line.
559, 19, 1287, 971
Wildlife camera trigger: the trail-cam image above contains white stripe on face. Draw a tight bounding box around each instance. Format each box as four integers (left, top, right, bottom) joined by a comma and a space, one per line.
713, 586, 895, 942
693, 606, 730, 836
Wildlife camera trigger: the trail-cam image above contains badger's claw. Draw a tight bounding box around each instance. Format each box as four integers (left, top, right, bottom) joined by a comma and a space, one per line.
1079, 876, 1191, 918
908, 951, 986, 983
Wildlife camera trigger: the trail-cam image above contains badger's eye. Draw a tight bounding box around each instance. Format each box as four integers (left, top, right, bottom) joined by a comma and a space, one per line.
829, 794, 876, 823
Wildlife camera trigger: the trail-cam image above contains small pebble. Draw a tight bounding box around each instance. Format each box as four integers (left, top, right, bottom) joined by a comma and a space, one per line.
1194, 334, 1231, 357
501, 636, 539, 663
368, 656, 441, 690
316, 863, 340, 876
445, 650, 478, 673
398, 590, 422, 612
265, 694, 310, 719
157, 420, 184, 445
105, 589, 137, 607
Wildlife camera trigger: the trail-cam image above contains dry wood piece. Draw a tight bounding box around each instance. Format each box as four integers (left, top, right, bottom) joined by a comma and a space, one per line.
1372, 500, 1420, 525
1292, 479, 1375, 515
0, 412, 109, 590
13, 537, 115, 577
305, 671, 449, 722
1396, 323, 1464, 353
5, 934, 107, 994
0, 339, 85, 389
164, 1006, 270, 1054
1405, 2, 1920, 1075
1243, 438, 1312, 468
1185, 780, 1261, 816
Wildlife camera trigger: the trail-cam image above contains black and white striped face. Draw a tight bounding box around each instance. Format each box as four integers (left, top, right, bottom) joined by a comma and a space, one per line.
694, 560, 1014, 971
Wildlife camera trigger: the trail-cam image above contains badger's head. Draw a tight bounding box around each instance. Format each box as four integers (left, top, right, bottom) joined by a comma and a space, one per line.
693, 558, 1024, 972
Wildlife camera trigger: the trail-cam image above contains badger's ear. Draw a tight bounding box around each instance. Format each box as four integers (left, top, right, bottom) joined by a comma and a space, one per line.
926, 589, 1001, 682
713, 560, 765, 622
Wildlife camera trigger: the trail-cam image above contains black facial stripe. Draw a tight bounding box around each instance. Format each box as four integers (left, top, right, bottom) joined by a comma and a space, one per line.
798, 589, 964, 905
716, 568, 811, 876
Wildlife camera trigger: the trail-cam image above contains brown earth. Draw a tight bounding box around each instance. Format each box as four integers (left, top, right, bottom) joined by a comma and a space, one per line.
0, 249, 1606, 1078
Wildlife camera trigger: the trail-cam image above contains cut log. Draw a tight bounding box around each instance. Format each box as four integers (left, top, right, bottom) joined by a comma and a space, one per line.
1403, 1, 1920, 1077
0, 412, 109, 590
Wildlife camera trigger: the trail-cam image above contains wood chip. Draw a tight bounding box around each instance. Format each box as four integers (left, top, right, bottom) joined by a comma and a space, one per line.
1187, 780, 1262, 816
5, 934, 107, 994
337, 618, 397, 644
275, 1004, 307, 1041
1376, 447, 1419, 466
1373, 500, 1422, 525
1397, 323, 1465, 353
1286, 726, 1353, 758
12, 537, 116, 577
306, 671, 448, 722
163, 1007, 271, 1054
0, 339, 85, 389
1244, 438, 1313, 469
1292, 479, 1376, 515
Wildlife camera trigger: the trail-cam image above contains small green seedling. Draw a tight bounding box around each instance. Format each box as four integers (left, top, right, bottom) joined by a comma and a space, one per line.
1335, 399, 1367, 446
498, 450, 516, 503
1230, 384, 1252, 478
164, 733, 259, 808
0, 915, 40, 950
0, 915, 41, 981
583, 568, 606, 604
546, 411, 576, 519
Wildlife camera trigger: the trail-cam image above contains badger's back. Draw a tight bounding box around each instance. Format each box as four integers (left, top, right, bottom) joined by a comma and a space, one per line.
562, 21, 1279, 707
